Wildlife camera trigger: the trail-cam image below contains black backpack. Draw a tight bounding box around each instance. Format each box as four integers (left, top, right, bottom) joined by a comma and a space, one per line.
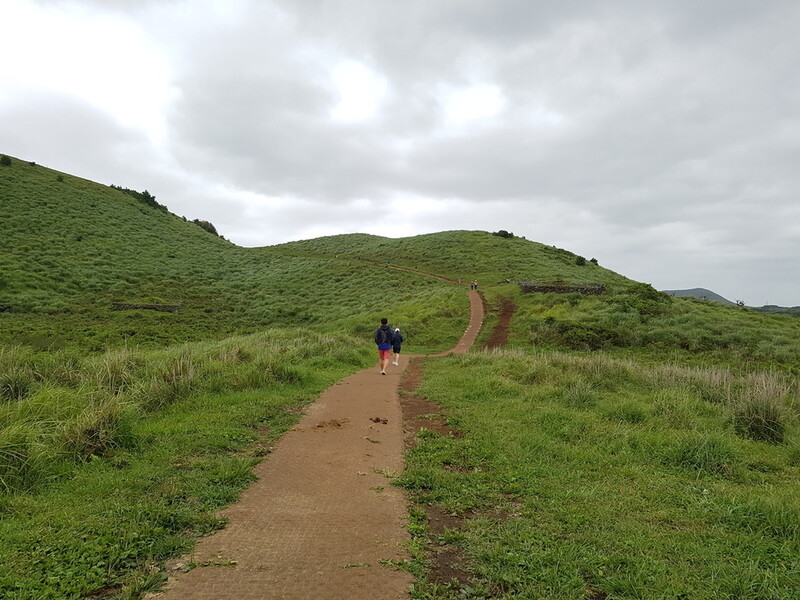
377, 327, 392, 345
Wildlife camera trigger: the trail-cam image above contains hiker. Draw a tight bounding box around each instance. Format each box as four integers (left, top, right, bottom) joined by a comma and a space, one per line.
392, 328, 404, 365
374, 317, 395, 375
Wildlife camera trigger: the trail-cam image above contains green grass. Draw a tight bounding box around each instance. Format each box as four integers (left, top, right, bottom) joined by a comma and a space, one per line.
398, 352, 800, 599
0, 156, 466, 352
272, 230, 635, 291
0, 330, 373, 598
3, 153, 800, 597
479, 280, 800, 374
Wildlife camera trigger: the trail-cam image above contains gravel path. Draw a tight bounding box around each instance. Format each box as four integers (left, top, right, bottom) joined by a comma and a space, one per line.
147, 289, 483, 599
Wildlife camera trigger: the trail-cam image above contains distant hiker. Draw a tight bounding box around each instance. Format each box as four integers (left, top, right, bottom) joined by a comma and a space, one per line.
471, 280, 478, 290
374, 317, 395, 375
392, 328, 404, 365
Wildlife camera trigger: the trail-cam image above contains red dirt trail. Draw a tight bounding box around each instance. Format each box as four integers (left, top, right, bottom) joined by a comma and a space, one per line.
146, 290, 483, 600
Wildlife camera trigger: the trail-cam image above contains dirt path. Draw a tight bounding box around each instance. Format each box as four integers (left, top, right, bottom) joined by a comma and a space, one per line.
147, 290, 483, 599
484, 296, 516, 350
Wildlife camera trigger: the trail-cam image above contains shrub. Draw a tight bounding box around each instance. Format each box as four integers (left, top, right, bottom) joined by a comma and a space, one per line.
614, 283, 672, 316
192, 219, 219, 236
575, 255, 586, 266
0, 155, 11, 166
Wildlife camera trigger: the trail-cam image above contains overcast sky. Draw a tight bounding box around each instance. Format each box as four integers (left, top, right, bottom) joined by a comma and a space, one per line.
2, 0, 799, 305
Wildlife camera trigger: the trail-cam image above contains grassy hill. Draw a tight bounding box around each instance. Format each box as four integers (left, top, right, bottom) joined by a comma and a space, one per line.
274, 230, 635, 291
2, 154, 799, 599
0, 155, 466, 351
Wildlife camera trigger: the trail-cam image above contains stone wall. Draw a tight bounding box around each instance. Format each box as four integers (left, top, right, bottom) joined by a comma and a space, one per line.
110, 303, 180, 313
518, 281, 606, 295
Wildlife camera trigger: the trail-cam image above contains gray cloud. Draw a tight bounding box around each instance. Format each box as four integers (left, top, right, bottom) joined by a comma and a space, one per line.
3, 0, 799, 305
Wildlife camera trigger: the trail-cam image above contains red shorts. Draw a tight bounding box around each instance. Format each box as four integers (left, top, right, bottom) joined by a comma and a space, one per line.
379, 349, 392, 360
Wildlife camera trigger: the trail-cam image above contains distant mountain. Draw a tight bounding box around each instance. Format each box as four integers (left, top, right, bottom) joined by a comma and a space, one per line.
662, 288, 735, 305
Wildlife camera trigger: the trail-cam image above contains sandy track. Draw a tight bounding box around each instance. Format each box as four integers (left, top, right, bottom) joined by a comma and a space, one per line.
147, 290, 483, 599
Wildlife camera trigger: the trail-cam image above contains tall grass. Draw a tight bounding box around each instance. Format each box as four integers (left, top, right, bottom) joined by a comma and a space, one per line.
0, 328, 375, 598
0, 329, 376, 496
399, 350, 800, 599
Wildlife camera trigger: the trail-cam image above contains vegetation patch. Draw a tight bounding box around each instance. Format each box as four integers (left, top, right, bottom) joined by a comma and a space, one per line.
399, 351, 800, 599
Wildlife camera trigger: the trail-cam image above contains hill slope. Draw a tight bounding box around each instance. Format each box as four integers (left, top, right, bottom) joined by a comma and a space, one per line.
1, 154, 651, 351
274, 230, 636, 291
0, 156, 463, 350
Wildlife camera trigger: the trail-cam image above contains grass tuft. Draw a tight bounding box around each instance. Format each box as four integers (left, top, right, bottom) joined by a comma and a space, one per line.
667, 432, 739, 475
0, 422, 48, 493
59, 394, 138, 460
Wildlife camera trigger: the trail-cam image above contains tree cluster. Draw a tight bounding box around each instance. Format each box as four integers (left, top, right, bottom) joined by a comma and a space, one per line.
110, 185, 167, 211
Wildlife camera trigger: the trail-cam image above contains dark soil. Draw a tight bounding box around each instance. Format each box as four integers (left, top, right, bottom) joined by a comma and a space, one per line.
398, 357, 473, 587
484, 296, 516, 349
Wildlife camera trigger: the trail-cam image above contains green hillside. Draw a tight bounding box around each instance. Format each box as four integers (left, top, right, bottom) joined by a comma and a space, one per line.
274, 230, 634, 290
2, 154, 799, 599
0, 155, 466, 351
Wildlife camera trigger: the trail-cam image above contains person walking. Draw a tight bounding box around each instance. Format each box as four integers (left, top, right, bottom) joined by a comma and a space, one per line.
391, 328, 404, 365
374, 317, 395, 375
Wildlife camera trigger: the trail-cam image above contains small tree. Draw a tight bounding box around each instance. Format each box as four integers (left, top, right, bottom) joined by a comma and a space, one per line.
193, 219, 219, 236
575, 255, 586, 266
493, 230, 514, 239
590, 258, 598, 265
0, 155, 11, 166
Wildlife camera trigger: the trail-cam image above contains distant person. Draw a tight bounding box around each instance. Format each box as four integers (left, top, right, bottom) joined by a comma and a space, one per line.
471, 280, 478, 290
392, 328, 404, 365
374, 317, 395, 375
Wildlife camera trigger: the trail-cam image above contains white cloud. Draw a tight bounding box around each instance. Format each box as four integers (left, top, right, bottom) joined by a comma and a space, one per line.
329, 61, 388, 122
0, 0, 175, 144
440, 83, 506, 128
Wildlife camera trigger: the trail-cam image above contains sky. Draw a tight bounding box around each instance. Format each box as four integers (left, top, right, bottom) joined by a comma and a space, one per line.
2, 0, 799, 306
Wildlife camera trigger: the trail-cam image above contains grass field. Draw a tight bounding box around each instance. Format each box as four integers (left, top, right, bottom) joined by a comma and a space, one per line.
2, 153, 799, 598
399, 352, 800, 599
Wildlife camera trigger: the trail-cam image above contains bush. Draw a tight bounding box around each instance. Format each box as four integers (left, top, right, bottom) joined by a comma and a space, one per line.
575, 255, 586, 266
192, 219, 219, 236
0, 155, 11, 166
614, 283, 672, 316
